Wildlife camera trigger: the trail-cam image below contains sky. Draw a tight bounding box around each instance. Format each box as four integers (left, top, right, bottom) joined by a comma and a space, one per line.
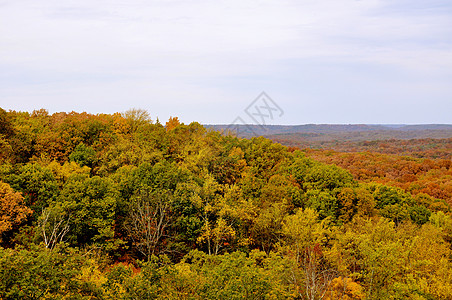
1, 0, 451, 125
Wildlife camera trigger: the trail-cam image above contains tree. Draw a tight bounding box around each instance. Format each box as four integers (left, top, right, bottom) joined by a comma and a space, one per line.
281, 208, 335, 300
0, 244, 103, 299
0, 108, 14, 137
122, 108, 152, 134
251, 202, 287, 254
244, 136, 291, 180
198, 216, 236, 256
6, 163, 59, 213
336, 186, 376, 223
180, 250, 277, 299
208, 146, 247, 185
191, 175, 224, 255
165, 116, 180, 131
324, 277, 364, 300
127, 190, 173, 260
120, 255, 176, 299
0, 182, 32, 242
0, 136, 12, 162
69, 142, 97, 168
57, 175, 118, 249
0, 108, 13, 162
304, 164, 354, 191
38, 205, 70, 250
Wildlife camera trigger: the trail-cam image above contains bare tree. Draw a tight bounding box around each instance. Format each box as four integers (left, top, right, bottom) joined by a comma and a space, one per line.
38, 207, 70, 251
302, 244, 337, 300
122, 108, 152, 133
126, 190, 172, 261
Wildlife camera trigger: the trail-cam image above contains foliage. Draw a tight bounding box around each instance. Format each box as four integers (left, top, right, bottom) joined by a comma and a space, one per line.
69, 143, 97, 168
0, 244, 103, 299
0, 108, 451, 298
0, 181, 32, 242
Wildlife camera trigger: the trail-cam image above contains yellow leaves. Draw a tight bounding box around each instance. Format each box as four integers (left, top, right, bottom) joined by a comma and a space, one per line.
76, 258, 108, 286
112, 112, 130, 135
237, 237, 252, 247
228, 146, 248, 178
197, 217, 236, 255
189, 174, 222, 211
328, 217, 452, 299
201, 174, 221, 199
197, 220, 212, 244
282, 208, 330, 249
324, 277, 364, 300
429, 257, 452, 298
121, 108, 151, 134
212, 217, 236, 242
179, 136, 216, 176
0, 181, 32, 240
223, 187, 257, 223
47, 161, 91, 186
174, 261, 193, 278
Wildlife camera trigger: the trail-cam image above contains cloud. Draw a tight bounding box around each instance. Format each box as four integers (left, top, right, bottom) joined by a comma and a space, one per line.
0, 0, 451, 123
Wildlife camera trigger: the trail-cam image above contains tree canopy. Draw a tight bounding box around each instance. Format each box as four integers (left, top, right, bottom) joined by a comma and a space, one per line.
0, 108, 451, 299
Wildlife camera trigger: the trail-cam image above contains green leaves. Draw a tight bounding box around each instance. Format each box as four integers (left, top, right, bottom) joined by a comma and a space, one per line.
304, 164, 355, 191
5, 163, 59, 213
57, 175, 118, 247
0, 245, 101, 299
1, 108, 452, 299
69, 143, 97, 168
180, 250, 279, 299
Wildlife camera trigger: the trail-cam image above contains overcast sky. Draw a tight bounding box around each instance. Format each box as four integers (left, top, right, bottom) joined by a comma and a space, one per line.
1, 0, 451, 124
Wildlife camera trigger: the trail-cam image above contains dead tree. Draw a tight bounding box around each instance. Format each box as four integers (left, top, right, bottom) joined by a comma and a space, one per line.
38, 207, 70, 251
127, 190, 172, 261
303, 244, 337, 300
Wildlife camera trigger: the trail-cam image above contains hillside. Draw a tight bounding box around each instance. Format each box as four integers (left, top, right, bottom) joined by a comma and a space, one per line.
1, 108, 452, 299
205, 123, 452, 138
207, 124, 452, 159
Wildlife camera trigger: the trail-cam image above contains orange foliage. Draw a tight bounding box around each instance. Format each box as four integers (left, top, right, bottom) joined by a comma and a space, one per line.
306, 149, 452, 205
0, 181, 32, 240
325, 277, 364, 300
165, 116, 180, 131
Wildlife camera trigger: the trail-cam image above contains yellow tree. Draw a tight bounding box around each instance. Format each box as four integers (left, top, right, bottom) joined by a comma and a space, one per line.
281, 208, 335, 300
193, 174, 238, 255
0, 181, 32, 241
324, 277, 364, 300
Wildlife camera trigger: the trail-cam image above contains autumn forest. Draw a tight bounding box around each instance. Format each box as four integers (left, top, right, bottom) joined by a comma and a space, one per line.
1, 108, 452, 299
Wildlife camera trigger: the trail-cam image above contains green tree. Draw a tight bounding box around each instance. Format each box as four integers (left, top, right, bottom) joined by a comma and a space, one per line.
304, 164, 354, 191
0, 244, 102, 299
57, 174, 119, 249
181, 250, 277, 299
69, 142, 97, 168
6, 163, 58, 213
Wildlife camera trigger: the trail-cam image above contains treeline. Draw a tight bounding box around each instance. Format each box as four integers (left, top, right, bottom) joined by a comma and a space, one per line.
1, 108, 452, 299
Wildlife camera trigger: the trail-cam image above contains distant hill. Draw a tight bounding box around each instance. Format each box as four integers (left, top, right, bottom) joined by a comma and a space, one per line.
205, 124, 452, 159
205, 124, 452, 138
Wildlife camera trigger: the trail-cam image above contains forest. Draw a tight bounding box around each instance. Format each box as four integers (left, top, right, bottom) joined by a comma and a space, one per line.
1, 107, 452, 299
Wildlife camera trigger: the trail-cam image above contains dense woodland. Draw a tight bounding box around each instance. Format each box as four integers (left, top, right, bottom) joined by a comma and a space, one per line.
1, 108, 452, 299
269, 135, 452, 160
